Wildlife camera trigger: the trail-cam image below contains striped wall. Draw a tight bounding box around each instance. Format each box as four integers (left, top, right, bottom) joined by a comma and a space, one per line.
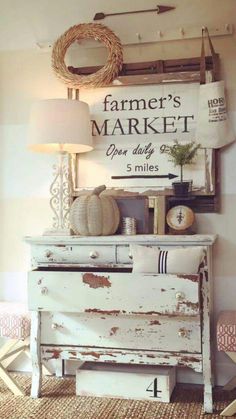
0, 0, 236, 384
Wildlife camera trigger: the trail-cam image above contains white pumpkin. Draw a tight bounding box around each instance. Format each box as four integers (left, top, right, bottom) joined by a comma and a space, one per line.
70, 185, 120, 236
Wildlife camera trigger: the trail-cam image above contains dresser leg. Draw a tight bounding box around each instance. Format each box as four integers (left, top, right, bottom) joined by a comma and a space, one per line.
202, 251, 213, 414
30, 311, 42, 398
203, 385, 213, 413
202, 348, 213, 413
55, 359, 64, 377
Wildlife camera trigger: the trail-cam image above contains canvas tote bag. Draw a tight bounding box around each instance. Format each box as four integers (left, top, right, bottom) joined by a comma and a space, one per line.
196, 27, 235, 148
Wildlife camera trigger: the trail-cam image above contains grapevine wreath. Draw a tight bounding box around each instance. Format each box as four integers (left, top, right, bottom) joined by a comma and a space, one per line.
52, 23, 123, 88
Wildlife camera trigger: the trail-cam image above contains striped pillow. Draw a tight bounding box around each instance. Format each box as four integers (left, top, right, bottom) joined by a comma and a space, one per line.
130, 245, 204, 275
158, 250, 168, 273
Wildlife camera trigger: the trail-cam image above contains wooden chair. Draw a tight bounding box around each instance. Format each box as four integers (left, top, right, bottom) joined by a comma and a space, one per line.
0, 301, 51, 395
217, 311, 236, 416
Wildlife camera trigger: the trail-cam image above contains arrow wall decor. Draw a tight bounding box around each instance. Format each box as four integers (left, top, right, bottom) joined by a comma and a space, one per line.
93, 5, 175, 21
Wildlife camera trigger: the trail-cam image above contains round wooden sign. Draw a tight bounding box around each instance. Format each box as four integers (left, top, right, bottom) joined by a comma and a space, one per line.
166, 205, 195, 231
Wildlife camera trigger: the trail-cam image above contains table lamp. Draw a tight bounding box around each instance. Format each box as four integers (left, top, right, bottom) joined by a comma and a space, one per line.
29, 98, 93, 235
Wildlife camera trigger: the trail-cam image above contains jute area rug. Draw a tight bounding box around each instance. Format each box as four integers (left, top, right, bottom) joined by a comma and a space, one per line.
0, 374, 235, 419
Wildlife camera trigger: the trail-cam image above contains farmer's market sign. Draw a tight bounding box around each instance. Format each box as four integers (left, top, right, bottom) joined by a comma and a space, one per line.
77, 83, 212, 192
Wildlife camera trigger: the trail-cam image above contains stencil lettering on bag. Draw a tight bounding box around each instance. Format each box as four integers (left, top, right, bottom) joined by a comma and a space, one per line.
208, 97, 225, 108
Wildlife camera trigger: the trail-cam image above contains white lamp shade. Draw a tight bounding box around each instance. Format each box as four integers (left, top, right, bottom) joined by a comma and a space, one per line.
28, 99, 93, 153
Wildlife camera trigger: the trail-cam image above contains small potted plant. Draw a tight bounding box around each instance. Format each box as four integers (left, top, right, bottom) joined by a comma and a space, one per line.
164, 140, 201, 196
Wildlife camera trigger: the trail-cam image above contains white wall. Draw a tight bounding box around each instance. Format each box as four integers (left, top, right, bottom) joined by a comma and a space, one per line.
1, 0, 236, 384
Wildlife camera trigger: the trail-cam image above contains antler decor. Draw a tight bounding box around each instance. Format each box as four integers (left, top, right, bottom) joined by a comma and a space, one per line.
52, 23, 123, 88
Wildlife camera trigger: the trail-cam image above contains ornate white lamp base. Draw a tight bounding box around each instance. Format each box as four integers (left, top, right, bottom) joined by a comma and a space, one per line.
43, 152, 72, 236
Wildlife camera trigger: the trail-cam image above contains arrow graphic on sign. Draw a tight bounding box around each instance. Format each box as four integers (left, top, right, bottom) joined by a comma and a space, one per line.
111, 173, 178, 180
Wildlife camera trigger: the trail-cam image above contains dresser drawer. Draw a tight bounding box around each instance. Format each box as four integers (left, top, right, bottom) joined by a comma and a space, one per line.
41, 312, 201, 353
28, 271, 200, 316
31, 244, 116, 265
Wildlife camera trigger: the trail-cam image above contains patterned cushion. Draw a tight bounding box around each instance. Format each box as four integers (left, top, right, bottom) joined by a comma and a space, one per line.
217, 311, 236, 352
0, 302, 30, 340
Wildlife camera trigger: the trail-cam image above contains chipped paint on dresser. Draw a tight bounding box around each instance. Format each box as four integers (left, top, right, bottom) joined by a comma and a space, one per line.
40, 312, 201, 353
82, 273, 111, 288
26, 234, 216, 412
28, 272, 200, 316
41, 346, 203, 373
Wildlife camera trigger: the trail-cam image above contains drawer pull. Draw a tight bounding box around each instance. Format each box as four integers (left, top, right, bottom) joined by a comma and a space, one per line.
175, 292, 185, 300
51, 323, 62, 330
178, 328, 189, 338
128, 253, 133, 260
44, 250, 53, 258
89, 251, 99, 259
40, 287, 48, 295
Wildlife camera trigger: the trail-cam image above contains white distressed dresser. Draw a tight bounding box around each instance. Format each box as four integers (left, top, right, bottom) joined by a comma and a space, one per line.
26, 234, 216, 412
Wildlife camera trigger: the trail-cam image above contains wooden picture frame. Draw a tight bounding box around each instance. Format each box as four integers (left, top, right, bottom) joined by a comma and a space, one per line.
70, 55, 220, 213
